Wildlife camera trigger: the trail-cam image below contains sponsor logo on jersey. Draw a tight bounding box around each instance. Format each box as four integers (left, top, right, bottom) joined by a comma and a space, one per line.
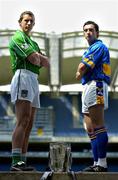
21, 43, 29, 49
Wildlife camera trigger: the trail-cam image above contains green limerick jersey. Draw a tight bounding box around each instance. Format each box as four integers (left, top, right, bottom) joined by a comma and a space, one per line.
9, 30, 41, 74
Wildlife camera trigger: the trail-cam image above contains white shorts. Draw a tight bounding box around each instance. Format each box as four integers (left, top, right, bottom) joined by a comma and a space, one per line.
10, 69, 40, 108
82, 80, 108, 114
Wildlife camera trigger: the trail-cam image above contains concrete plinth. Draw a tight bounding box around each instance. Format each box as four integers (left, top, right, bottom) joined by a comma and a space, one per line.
0, 171, 118, 180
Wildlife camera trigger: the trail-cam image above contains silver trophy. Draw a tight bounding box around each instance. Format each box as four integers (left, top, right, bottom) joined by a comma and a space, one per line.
49, 142, 72, 172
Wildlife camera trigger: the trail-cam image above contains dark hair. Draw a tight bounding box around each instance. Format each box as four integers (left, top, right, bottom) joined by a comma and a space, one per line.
83, 21, 99, 33
18, 11, 35, 23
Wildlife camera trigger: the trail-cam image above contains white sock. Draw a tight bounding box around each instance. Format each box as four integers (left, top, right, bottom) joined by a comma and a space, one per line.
21, 153, 27, 163
93, 161, 98, 166
97, 158, 107, 168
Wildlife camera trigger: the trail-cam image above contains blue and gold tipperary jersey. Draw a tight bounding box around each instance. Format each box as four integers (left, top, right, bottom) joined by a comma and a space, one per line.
81, 40, 111, 85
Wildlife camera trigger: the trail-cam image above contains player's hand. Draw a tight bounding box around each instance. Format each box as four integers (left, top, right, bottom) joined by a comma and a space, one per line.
27, 52, 41, 66
39, 54, 50, 68
76, 71, 81, 80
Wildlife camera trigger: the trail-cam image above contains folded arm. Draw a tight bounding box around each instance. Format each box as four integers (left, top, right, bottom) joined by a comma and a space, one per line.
76, 62, 88, 81
27, 52, 50, 68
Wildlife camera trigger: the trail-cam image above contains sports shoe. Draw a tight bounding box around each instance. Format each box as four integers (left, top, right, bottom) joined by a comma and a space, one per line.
83, 165, 107, 172
82, 165, 96, 172
92, 165, 107, 172
10, 161, 36, 171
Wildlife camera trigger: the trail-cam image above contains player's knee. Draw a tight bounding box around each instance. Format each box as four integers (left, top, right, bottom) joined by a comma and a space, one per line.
83, 122, 93, 133
22, 119, 30, 129
17, 116, 30, 129
84, 124, 94, 133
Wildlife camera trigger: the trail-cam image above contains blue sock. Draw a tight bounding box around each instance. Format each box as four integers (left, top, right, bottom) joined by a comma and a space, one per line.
88, 132, 98, 163
95, 127, 108, 158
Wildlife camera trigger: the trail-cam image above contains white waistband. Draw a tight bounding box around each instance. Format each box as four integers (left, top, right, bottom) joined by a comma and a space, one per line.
16, 69, 38, 79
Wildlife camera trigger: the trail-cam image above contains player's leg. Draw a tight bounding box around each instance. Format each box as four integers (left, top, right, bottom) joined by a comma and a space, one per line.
82, 82, 98, 170
21, 107, 37, 163
11, 100, 32, 171
88, 104, 108, 172
21, 78, 40, 167
83, 113, 98, 170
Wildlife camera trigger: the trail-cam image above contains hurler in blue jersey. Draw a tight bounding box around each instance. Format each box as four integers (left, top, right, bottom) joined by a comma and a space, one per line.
76, 21, 111, 172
